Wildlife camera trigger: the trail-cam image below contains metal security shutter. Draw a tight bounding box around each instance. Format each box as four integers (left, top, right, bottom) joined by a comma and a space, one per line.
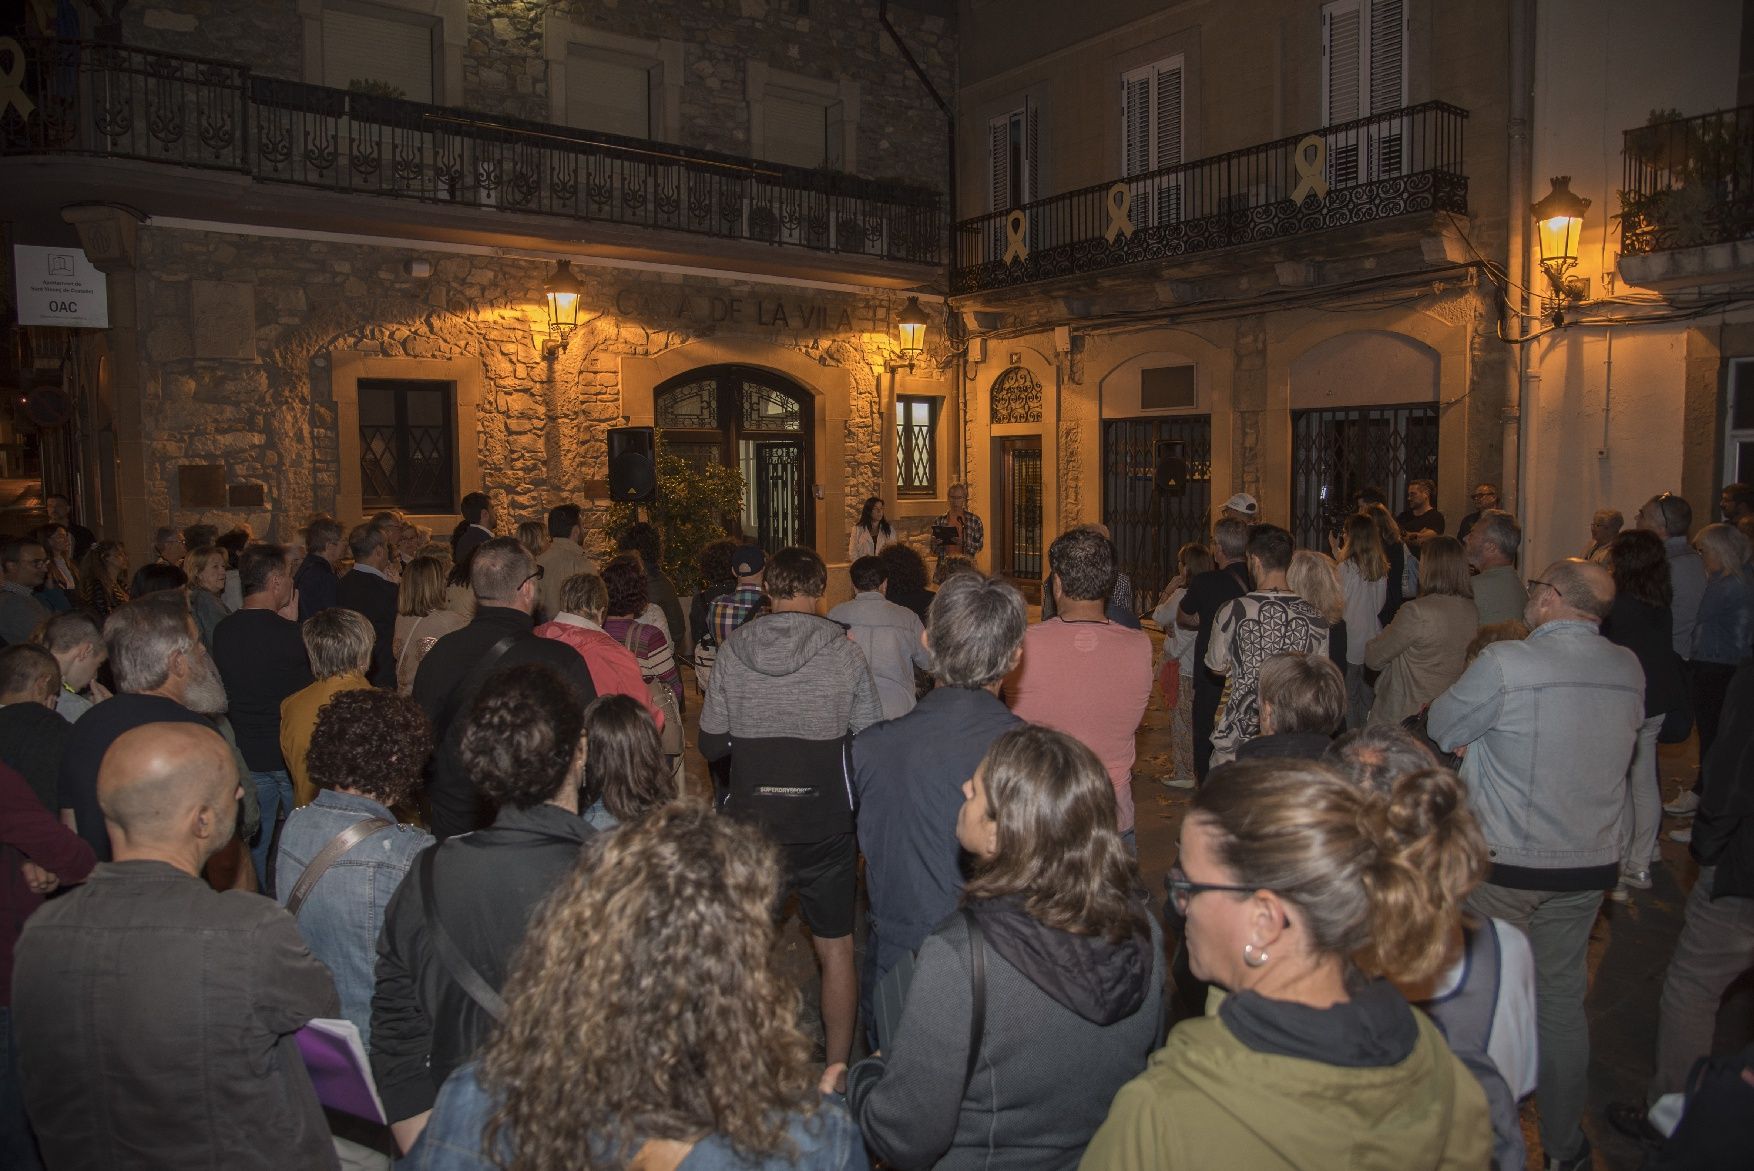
321, 8, 435, 102
566, 49, 651, 137
765, 91, 828, 168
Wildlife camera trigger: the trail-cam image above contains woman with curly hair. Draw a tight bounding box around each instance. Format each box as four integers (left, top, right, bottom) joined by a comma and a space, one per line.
601, 554, 683, 713
407, 804, 865, 1171
74, 540, 128, 620
373, 663, 596, 1154
1082, 759, 1491, 1169
845, 725, 1163, 1169
273, 688, 433, 1047
876, 542, 933, 622
579, 693, 677, 831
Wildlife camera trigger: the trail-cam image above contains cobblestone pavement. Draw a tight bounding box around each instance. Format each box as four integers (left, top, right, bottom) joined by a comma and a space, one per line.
678, 627, 1750, 1171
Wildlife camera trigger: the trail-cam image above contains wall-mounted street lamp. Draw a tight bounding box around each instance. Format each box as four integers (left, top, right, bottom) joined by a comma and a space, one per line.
543, 259, 583, 356
1532, 176, 1590, 320
891, 295, 929, 371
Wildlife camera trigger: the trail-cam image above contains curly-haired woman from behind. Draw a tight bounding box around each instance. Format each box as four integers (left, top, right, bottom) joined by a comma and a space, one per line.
846, 725, 1163, 1170
372, 662, 595, 1155
406, 804, 868, 1171
1081, 758, 1492, 1171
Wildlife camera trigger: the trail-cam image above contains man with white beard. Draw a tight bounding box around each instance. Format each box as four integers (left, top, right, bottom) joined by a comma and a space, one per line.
57, 593, 250, 865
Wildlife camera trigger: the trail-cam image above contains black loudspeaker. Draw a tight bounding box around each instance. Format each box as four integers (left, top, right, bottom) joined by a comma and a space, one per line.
1154, 440, 1188, 496
608, 427, 657, 503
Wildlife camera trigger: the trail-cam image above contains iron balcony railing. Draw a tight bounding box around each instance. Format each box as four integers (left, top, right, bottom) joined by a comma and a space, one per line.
0, 39, 944, 265
953, 101, 1467, 294
1621, 104, 1754, 254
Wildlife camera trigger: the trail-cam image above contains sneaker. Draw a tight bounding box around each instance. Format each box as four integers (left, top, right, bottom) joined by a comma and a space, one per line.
1664, 791, 1700, 816
1164, 776, 1196, 790
1621, 867, 1653, 890
1669, 826, 1692, 844
1543, 1136, 1594, 1171
1605, 1101, 1665, 1148
1608, 882, 1630, 903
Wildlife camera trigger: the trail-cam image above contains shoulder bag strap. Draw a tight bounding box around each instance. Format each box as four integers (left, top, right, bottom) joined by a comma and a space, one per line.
282, 816, 393, 913
396, 613, 434, 679
418, 846, 508, 1022
961, 907, 987, 1094
439, 632, 521, 730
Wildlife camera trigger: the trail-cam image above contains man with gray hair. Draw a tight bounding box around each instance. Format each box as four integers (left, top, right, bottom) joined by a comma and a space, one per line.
127, 527, 186, 601
1428, 558, 1643, 1171
336, 521, 399, 688
412, 536, 596, 839
851, 570, 1026, 1040
57, 595, 246, 864
294, 516, 344, 623
32, 611, 108, 723
1583, 508, 1623, 564
1636, 492, 1705, 660
1466, 509, 1527, 626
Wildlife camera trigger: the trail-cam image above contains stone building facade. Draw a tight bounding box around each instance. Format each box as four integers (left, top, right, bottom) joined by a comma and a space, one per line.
3, 0, 957, 585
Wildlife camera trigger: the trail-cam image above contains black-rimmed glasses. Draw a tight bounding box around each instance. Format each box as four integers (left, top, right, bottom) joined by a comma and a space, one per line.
521, 565, 545, 588
1166, 865, 1260, 916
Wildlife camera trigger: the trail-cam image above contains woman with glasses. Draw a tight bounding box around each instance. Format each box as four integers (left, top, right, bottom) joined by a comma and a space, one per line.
1083, 758, 1492, 1170
844, 724, 1163, 1169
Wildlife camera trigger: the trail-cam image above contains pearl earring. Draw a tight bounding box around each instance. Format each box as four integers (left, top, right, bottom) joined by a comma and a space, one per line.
1243, 943, 1270, 968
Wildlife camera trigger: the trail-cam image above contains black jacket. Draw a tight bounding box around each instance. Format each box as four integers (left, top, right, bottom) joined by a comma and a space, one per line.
369, 803, 594, 1121
294, 554, 339, 623
14, 861, 340, 1170
1602, 593, 1688, 717
336, 568, 400, 688
410, 607, 597, 839
1694, 661, 1754, 899
0, 701, 70, 810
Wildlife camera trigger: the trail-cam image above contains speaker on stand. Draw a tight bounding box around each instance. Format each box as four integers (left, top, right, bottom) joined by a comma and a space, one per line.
608, 426, 657, 504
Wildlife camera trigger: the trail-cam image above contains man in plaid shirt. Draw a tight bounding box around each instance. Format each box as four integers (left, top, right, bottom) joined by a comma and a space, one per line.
709, 545, 768, 644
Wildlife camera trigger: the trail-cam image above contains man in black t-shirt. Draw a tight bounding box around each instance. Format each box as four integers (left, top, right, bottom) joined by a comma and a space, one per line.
211, 545, 313, 887
1176, 518, 1252, 783
1396, 478, 1446, 548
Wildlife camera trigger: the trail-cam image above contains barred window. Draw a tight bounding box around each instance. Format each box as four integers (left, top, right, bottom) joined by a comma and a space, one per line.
359, 379, 455, 512
896, 395, 939, 496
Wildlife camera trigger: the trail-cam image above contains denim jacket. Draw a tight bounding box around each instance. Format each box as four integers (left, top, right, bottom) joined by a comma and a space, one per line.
409, 1062, 869, 1171
275, 790, 433, 1047
1691, 571, 1754, 665
1427, 620, 1644, 888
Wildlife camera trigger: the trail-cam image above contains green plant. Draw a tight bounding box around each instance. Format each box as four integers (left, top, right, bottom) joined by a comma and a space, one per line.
347, 78, 407, 100
603, 433, 746, 589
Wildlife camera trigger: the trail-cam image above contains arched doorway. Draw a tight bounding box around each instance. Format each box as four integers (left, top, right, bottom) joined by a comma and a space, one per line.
654, 365, 814, 551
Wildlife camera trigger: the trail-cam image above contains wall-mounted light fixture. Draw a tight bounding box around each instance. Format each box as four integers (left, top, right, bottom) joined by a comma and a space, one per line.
543, 259, 583, 356
887, 295, 930, 372
1532, 176, 1590, 320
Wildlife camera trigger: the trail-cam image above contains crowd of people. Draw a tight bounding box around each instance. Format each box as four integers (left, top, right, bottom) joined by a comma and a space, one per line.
0, 477, 1749, 1171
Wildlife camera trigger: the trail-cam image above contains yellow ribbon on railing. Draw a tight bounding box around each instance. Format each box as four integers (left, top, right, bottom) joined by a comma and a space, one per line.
1104, 183, 1134, 244
1290, 135, 1329, 205
0, 39, 34, 121
1003, 209, 1030, 264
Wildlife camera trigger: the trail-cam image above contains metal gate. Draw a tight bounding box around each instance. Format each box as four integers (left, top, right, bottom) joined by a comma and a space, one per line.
1102, 415, 1212, 604
1290, 405, 1439, 550
754, 440, 804, 552
1001, 441, 1043, 580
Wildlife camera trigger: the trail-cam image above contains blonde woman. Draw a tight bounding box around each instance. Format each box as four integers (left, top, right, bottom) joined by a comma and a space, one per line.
1331, 514, 1389, 728
1364, 536, 1477, 726
394, 556, 469, 694
1288, 548, 1347, 672
280, 608, 377, 808
186, 546, 234, 651
516, 520, 550, 561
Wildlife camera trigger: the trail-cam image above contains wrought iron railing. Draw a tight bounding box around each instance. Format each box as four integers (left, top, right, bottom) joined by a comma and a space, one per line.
953, 101, 1467, 294
0, 39, 944, 265
1621, 104, 1754, 254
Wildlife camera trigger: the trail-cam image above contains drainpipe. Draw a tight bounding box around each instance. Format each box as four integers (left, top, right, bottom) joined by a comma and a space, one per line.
1505, 0, 1535, 519
878, 0, 963, 481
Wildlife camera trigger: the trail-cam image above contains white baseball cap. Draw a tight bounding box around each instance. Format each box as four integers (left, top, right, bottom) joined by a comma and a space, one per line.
1222, 493, 1259, 517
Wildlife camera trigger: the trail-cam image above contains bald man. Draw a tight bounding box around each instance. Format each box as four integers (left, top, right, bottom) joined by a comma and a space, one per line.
1428, 559, 1644, 1171
13, 723, 339, 1171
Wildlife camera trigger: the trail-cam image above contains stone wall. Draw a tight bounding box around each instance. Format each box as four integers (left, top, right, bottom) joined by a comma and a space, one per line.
120, 0, 954, 193
130, 225, 938, 553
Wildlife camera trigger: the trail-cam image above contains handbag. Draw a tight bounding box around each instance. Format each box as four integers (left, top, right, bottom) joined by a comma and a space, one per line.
623, 623, 685, 756
280, 816, 392, 913
1156, 658, 1181, 709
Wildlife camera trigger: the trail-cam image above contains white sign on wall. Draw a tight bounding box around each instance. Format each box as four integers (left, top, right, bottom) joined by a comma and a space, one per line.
12, 245, 109, 328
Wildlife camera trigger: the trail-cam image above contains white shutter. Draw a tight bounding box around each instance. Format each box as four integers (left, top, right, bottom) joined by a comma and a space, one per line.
1121, 68, 1151, 177
1321, 0, 1363, 126
565, 50, 651, 138
322, 9, 434, 103
1025, 98, 1039, 204
989, 113, 1012, 211
766, 91, 828, 167
1368, 0, 1407, 114
1155, 63, 1183, 170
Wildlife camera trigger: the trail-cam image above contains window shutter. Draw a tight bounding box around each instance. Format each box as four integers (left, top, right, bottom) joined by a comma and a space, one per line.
1321, 0, 1362, 126
824, 98, 845, 168
989, 114, 1011, 210
565, 50, 651, 138
1368, 0, 1406, 114
1025, 97, 1039, 204
1155, 63, 1183, 170
765, 91, 828, 167
1121, 68, 1151, 178
322, 9, 435, 103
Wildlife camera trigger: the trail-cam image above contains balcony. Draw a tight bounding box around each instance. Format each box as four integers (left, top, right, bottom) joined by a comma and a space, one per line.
951, 101, 1468, 296
1618, 105, 1754, 289
0, 40, 944, 281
